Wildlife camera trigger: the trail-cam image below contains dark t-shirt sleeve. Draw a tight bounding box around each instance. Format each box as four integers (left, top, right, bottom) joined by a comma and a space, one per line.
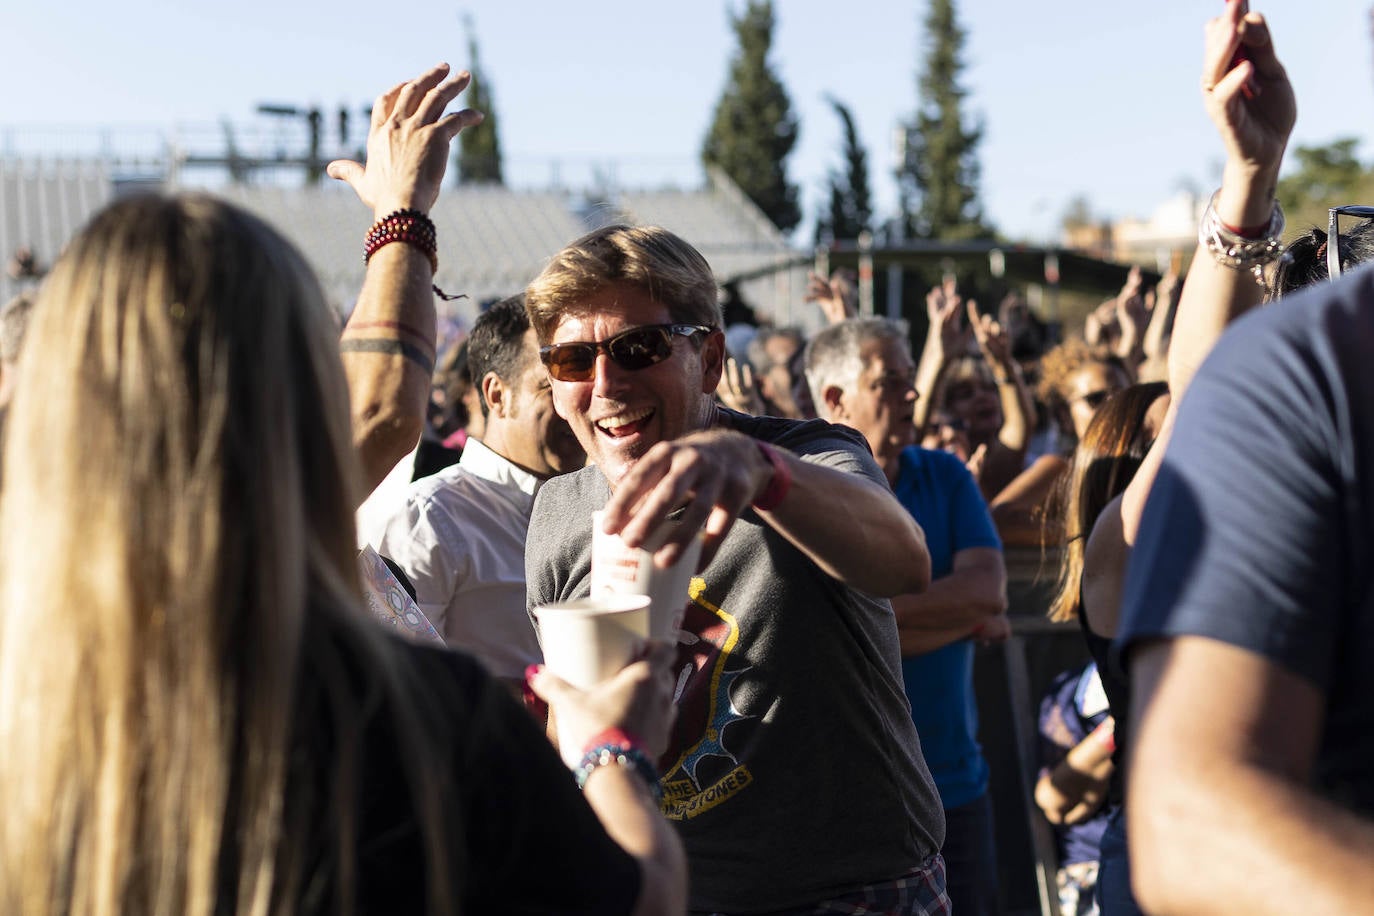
1117, 302, 1348, 691
453, 653, 642, 914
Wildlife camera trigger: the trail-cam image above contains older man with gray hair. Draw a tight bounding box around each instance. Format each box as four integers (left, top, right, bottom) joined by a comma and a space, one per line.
808, 316, 1010, 916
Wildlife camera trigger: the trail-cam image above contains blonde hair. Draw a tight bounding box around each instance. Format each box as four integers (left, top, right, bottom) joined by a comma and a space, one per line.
0, 195, 451, 915
524, 224, 721, 342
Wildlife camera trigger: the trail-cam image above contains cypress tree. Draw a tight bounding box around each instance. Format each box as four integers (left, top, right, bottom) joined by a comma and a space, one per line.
815, 96, 873, 245
899, 0, 991, 240
456, 17, 503, 185
702, 0, 801, 233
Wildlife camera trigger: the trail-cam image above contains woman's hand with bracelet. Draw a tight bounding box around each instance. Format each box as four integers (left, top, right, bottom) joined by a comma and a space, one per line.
1204, 1, 1294, 226
528, 641, 678, 770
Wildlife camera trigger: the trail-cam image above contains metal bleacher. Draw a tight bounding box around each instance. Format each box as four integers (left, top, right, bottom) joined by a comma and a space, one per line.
1, 155, 807, 329
0, 160, 114, 304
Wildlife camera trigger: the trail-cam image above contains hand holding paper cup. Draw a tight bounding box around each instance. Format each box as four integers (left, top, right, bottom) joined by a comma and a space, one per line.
532, 594, 651, 691
590, 509, 703, 640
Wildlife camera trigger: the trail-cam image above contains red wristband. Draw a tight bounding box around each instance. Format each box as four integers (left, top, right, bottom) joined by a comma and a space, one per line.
1218, 216, 1273, 239
751, 441, 792, 512
580, 727, 646, 757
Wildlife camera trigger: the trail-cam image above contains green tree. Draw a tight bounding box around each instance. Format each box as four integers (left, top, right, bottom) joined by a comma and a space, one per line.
1276, 138, 1374, 232
814, 96, 873, 245
898, 0, 991, 240
455, 16, 503, 185
702, 0, 801, 233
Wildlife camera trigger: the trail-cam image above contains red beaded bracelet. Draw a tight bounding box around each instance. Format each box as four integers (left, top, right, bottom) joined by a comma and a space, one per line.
751, 441, 792, 512
362, 208, 465, 302
364, 208, 437, 270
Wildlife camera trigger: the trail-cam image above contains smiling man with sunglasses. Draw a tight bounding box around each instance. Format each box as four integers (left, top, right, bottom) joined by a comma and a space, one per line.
523, 224, 950, 915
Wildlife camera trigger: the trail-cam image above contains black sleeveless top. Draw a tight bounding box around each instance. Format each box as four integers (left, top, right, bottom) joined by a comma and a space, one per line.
1078, 605, 1128, 808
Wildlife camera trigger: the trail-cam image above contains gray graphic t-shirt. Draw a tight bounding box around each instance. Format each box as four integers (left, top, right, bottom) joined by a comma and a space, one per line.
527, 411, 944, 913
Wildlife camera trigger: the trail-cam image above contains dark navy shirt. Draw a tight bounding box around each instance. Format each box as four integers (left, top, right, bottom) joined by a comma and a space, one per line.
1118, 264, 1374, 816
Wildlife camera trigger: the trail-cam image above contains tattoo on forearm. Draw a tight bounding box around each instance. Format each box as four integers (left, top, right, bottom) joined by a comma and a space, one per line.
339, 338, 435, 374
344, 319, 433, 346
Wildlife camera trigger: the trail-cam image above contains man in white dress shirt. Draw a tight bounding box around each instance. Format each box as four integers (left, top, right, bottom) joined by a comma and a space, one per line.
378, 294, 585, 684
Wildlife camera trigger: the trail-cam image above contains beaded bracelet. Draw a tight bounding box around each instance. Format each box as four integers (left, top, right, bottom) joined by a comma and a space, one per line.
363, 208, 465, 302
1198, 189, 1285, 285
575, 741, 663, 803
364, 208, 437, 270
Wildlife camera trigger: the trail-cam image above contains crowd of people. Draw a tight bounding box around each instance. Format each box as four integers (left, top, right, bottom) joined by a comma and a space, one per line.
2, 1, 1372, 914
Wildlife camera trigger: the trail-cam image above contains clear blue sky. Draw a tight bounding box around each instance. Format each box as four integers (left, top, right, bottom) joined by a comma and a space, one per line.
3, 0, 1369, 241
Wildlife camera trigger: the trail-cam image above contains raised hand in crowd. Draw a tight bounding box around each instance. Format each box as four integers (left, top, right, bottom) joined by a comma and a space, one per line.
1124, 7, 1374, 913
1169, 0, 1294, 390
967, 299, 1037, 481
913, 277, 973, 434
329, 63, 485, 494
1140, 267, 1182, 380
1082, 298, 1114, 349
1051, 5, 1297, 913
715, 355, 765, 415
914, 277, 1035, 501
1113, 266, 1152, 368
967, 299, 1012, 368
805, 268, 859, 324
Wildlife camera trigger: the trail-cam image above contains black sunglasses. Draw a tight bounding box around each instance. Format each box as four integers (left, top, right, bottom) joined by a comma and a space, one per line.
1327, 206, 1374, 280
539, 323, 712, 382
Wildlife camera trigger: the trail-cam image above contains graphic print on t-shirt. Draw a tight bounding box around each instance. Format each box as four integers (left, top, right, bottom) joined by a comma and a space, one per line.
659, 580, 758, 821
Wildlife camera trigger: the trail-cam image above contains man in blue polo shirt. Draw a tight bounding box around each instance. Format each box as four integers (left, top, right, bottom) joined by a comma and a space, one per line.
808, 317, 1009, 916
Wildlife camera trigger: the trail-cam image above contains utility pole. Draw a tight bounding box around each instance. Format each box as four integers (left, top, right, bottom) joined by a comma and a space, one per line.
256, 103, 325, 184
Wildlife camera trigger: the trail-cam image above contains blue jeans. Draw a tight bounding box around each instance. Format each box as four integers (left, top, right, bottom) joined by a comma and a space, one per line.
941, 792, 1000, 916
1096, 808, 1144, 916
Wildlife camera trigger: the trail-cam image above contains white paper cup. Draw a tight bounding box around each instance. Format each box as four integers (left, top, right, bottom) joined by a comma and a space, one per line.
590, 510, 703, 641
532, 594, 651, 690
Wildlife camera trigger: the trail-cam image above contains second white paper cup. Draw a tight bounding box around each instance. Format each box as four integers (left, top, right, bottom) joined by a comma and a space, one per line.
532, 594, 651, 690
590, 509, 703, 641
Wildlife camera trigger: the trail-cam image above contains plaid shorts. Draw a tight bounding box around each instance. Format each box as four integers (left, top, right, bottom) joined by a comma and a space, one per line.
702, 854, 951, 916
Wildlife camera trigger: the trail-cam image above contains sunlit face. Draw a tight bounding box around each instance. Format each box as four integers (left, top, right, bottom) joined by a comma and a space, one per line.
922, 410, 971, 463
501, 328, 586, 477
1067, 362, 1131, 440
941, 359, 1002, 440
833, 336, 918, 460
545, 283, 723, 488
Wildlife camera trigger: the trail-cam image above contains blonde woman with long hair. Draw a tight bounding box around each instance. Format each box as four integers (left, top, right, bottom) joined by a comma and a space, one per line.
0, 65, 684, 916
